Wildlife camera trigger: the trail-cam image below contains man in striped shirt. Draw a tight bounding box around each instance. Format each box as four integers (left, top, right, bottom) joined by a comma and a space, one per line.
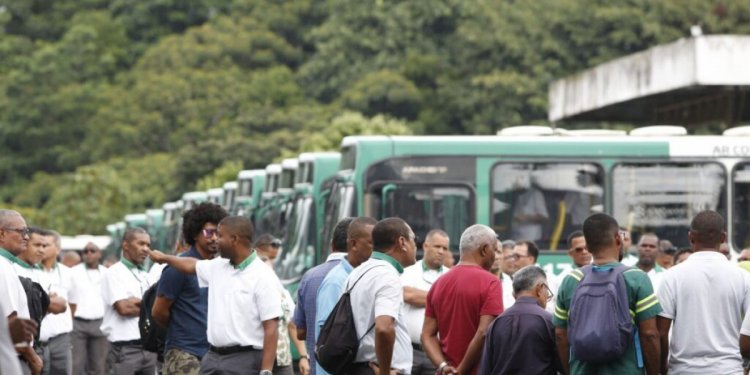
553, 213, 661, 375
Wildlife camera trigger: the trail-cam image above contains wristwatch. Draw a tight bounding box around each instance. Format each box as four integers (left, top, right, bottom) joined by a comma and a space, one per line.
437, 361, 448, 374
260, 370, 273, 375
299, 355, 310, 360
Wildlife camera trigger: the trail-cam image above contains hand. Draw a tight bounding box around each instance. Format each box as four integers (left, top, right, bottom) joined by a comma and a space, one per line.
29, 351, 43, 375
7, 317, 37, 344
149, 249, 167, 263
369, 362, 398, 375
440, 365, 459, 375
298, 356, 310, 375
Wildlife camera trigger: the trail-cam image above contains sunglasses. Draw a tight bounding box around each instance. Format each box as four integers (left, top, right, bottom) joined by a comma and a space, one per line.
202, 228, 218, 238
270, 239, 281, 248
572, 246, 587, 253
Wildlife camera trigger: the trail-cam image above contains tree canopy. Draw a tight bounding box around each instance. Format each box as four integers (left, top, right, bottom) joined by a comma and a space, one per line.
1, 0, 748, 234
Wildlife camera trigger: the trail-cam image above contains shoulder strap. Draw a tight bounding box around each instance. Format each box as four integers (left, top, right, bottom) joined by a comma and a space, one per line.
345, 265, 384, 293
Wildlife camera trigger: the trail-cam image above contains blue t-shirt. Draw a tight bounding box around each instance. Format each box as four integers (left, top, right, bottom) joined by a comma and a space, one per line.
156, 247, 209, 357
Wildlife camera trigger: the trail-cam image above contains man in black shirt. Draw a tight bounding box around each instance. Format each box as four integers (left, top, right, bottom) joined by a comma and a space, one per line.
479, 265, 561, 375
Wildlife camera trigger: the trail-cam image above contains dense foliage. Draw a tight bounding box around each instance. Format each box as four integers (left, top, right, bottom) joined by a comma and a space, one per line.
1, 0, 748, 233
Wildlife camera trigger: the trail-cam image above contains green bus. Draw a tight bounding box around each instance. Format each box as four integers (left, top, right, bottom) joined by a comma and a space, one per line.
235, 169, 266, 221
256, 164, 282, 236
145, 208, 166, 251
221, 181, 238, 214
321, 127, 748, 277
275, 152, 341, 285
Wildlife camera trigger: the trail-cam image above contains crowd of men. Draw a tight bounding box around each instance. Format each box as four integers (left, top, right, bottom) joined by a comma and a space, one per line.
4, 204, 750, 374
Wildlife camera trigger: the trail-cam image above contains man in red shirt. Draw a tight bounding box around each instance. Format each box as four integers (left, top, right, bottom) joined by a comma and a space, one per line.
422, 224, 504, 375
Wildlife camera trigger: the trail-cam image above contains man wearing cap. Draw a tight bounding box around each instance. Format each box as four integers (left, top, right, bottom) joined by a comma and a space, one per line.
149, 216, 281, 375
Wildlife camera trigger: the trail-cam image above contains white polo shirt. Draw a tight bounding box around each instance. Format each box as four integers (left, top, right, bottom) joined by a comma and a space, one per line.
348, 252, 412, 374
0, 250, 30, 320
196, 252, 282, 348
39, 264, 74, 341
0, 295, 23, 375
68, 264, 106, 320
401, 260, 446, 344
100, 259, 150, 342
501, 273, 515, 309
658, 251, 750, 374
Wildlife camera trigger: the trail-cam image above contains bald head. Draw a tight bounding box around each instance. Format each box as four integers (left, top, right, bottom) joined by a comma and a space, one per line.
689, 210, 726, 250
122, 227, 148, 244
372, 217, 411, 252
219, 216, 254, 246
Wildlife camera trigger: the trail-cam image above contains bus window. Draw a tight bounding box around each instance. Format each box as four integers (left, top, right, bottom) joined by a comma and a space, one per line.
371, 184, 473, 255
321, 182, 348, 254
612, 162, 726, 249
733, 162, 750, 251
276, 197, 314, 282
491, 163, 604, 250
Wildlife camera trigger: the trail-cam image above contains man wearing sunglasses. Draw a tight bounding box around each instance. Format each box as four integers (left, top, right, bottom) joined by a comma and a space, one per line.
152, 202, 227, 375
0, 209, 42, 374
254, 234, 282, 264
479, 265, 561, 375
69, 242, 108, 375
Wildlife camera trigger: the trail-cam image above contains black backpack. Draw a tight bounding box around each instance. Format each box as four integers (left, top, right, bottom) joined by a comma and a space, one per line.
18, 276, 49, 344
315, 266, 381, 374
139, 281, 167, 355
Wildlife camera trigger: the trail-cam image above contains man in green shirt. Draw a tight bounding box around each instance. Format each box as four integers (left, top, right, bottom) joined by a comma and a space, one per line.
552, 213, 661, 375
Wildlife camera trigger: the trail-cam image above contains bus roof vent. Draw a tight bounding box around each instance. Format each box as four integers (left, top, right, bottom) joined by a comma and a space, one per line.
723, 126, 750, 136
629, 125, 688, 136
563, 129, 628, 136
498, 125, 557, 136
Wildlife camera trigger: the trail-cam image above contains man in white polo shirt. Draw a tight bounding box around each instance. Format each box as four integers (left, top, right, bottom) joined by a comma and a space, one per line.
100, 227, 157, 374
68, 242, 108, 375
346, 217, 416, 375
401, 229, 449, 375
657, 210, 750, 374
149, 216, 281, 375
0, 209, 41, 374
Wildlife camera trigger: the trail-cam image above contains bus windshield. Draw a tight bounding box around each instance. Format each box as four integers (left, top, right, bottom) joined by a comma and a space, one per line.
733, 162, 750, 251
276, 197, 314, 282
492, 162, 604, 250
612, 162, 726, 248
371, 184, 473, 254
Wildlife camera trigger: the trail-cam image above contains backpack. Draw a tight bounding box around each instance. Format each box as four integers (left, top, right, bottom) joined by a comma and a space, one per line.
568, 264, 635, 363
139, 281, 167, 355
316, 265, 382, 374
18, 276, 49, 344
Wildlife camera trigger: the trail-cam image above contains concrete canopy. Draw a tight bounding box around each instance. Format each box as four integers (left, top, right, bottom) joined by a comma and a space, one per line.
548, 35, 750, 125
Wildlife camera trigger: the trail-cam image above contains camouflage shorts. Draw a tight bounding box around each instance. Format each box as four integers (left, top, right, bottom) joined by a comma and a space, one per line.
163, 348, 201, 375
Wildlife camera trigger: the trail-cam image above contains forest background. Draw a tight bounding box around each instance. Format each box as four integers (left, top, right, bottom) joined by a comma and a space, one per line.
1, 0, 749, 234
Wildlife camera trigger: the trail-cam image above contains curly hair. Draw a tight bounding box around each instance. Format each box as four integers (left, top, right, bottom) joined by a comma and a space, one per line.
182, 202, 228, 246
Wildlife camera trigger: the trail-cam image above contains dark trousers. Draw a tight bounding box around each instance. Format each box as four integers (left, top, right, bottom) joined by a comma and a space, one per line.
41, 332, 72, 375
411, 347, 437, 375
72, 318, 109, 375
348, 363, 376, 375
108, 344, 158, 375
200, 350, 263, 375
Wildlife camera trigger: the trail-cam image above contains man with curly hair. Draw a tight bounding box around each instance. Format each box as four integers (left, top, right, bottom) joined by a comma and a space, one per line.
152, 202, 228, 375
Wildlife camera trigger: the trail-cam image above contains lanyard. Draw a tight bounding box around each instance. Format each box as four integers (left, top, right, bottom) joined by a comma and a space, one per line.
127, 267, 148, 295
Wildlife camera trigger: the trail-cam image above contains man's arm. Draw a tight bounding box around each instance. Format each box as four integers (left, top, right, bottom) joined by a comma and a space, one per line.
403, 286, 427, 307
374, 315, 396, 375
741, 334, 750, 359
149, 250, 197, 275
639, 317, 660, 375
20, 346, 42, 375
456, 314, 495, 375
421, 316, 457, 374
47, 293, 67, 314
656, 316, 672, 374
555, 327, 570, 375
260, 318, 279, 372
289, 322, 310, 375
68, 303, 77, 318
151, 296, 174, 327
113, 297, 141, 317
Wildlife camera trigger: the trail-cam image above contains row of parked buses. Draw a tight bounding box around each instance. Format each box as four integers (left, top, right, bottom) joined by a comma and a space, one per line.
106, 125, 750, 286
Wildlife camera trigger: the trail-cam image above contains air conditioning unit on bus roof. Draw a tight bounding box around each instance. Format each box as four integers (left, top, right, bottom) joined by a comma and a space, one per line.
723, 126, 750, 137
629, 126, 688, 136
497, 125, 561, 136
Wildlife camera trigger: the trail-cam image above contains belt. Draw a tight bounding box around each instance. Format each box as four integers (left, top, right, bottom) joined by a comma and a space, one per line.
74, 317, 101, 322
209, 344, 259, 355
112, 339, 141, 347
412, 343, 424, 351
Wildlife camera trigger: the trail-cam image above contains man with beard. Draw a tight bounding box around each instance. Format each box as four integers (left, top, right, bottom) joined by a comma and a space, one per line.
636, 233, 664, 292
100, 227, 157, 374
148, 216, 281, 375
152, 203, 227, 375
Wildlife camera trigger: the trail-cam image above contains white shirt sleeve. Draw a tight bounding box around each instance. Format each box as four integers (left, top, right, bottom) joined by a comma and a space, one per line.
67, 269, 81, 305
742, 307, 750, 336
373, 271, 402, 319
101, 267, 128, 306
255, 271, 282, 322
195, 259, 213, 288
656, 273, 675, 319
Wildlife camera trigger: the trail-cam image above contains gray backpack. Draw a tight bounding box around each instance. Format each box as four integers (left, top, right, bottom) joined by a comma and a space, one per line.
568, 264, 635, 363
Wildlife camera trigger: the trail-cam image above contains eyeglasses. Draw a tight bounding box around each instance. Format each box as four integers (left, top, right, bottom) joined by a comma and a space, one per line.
202, 228, 218, 238
504, 254, 519, 261
4, 227, 29, 237
541, 283, 554, 302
